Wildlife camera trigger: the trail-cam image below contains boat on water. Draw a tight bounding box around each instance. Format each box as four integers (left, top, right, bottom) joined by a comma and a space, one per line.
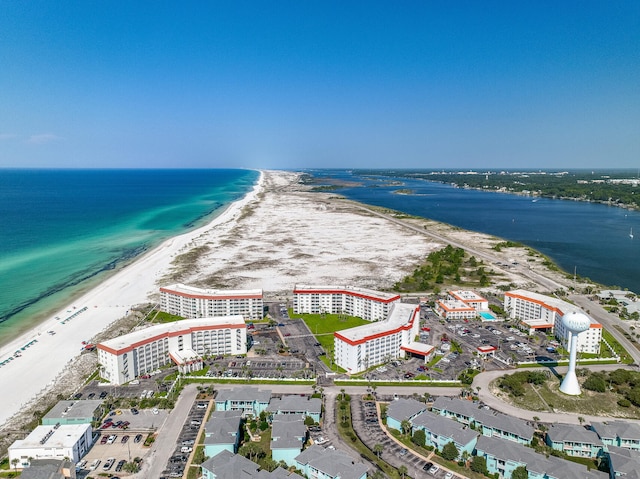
631, 227, 634, 239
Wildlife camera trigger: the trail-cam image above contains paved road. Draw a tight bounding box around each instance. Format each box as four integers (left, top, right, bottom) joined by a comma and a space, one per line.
131, 383, 199, 479
570, 294, 640, 365
471, 364, 640, 425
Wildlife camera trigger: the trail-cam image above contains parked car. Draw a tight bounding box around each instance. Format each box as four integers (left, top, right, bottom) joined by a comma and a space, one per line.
134, 434, 143, 443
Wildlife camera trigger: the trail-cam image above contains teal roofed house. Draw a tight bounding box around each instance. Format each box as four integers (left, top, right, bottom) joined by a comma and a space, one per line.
266, 395, 322, 424
214, 386, 271, 417
475, 435, 607, 479
411, 411, 478, 460
270, 414, 307, 467
591, 421, 640, 451
41, 400, 104, 426
295, 445, 368, 479
545, 424, 604, 458
203, 410, 243, 458
385, 398, 428, 433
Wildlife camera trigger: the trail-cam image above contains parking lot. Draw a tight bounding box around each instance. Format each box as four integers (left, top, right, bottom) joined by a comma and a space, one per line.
350, 396, 461, 479
77, 408, 168, 477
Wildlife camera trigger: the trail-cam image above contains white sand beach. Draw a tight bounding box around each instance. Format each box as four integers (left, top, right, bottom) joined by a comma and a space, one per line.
0, 170, 572, 429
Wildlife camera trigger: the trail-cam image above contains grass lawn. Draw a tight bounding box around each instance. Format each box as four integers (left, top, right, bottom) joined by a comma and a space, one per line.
293, 312, 369, 371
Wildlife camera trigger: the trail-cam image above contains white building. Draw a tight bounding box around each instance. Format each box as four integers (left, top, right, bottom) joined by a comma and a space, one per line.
504, 290, 601, 354
160, 284, 264, 321
97, 317, 247, 384
9, 424, 92, 469
334, 303, 429, 374
449, 290, 489, 310
435, 290, 489, 319
292, 285, 400, 321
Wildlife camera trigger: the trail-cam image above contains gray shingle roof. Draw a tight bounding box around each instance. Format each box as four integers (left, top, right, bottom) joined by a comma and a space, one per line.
475, 436, 607, 479
432, 397, 534, 439
18, 459, 73, 479
216, 386, 272, 403
202, 450, 260, 479
386, 398, 428, 423
266, 396, 321, 415
546, 424, 603, 446
607, 446, 640, 479
411, 411, 478, 445
591, 420, 640, 441
480, 411, 534, 440
204, 410, 242, 445
271, 414, 306, 450
295, 445, 368, 479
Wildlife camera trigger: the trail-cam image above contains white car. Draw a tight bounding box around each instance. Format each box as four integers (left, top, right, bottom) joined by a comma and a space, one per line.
315, 437, 327, 444
428, 465, 440, 475
445, 472, 454, 479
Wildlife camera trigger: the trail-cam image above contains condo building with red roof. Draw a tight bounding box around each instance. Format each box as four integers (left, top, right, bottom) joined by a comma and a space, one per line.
292, 285, 400, 322
97, 317, 247, 385
160, 284, 264, 321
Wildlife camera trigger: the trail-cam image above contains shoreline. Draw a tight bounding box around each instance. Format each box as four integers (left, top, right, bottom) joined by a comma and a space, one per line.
0, 169, 585, 430
0, 172, 265, 427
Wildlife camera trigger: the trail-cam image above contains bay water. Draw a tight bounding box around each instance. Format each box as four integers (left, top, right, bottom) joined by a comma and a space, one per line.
307, 169, 640, 293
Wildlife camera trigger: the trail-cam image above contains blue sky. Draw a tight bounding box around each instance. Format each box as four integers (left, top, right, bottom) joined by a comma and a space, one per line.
1, 1, 638, 169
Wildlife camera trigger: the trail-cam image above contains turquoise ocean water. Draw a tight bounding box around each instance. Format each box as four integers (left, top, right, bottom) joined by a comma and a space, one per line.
0, 169, 259, 346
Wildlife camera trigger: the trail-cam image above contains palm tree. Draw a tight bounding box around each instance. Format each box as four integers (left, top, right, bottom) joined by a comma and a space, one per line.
340, 388, 346, 400
11, 458, 19, 472
373, 443, 384, 458
401, 419, 412, 436
398, 465, 408, 479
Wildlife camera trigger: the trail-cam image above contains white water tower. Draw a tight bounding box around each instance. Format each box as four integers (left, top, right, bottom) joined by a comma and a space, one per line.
559, 311, 591, 395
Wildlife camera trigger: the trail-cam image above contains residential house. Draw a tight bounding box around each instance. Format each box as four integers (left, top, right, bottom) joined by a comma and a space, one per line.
270, 414, 307, 466
591, 421, 640, 451
479, 411, 534, 445
411, 411, 478, 459
475, 435, 607, 479
267, 395, 322, 424
545, 424, 604, 458
201, 450, 305, 479
203, 410, 243, 458
607, 445, 640, 479
215, 386, 271, 417
432, 397, 534, 445
295, 445, 368, 479
385, 398, 428, 433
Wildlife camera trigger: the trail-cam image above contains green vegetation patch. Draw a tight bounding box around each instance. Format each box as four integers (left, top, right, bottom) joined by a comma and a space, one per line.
496, 368, 640, 418
393, 244, 491, 292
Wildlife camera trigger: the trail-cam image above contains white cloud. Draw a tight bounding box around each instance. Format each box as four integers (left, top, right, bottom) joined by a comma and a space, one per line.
27, 133, 63, 144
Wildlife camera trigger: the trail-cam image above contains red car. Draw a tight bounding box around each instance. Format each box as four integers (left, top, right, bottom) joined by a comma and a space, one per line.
100, 436, 109, 444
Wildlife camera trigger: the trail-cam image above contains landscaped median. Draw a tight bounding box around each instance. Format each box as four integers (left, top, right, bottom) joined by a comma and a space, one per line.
334, 379, 462, 387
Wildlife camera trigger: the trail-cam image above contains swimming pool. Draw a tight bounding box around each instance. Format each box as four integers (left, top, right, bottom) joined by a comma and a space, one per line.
479, 311, 497, 321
